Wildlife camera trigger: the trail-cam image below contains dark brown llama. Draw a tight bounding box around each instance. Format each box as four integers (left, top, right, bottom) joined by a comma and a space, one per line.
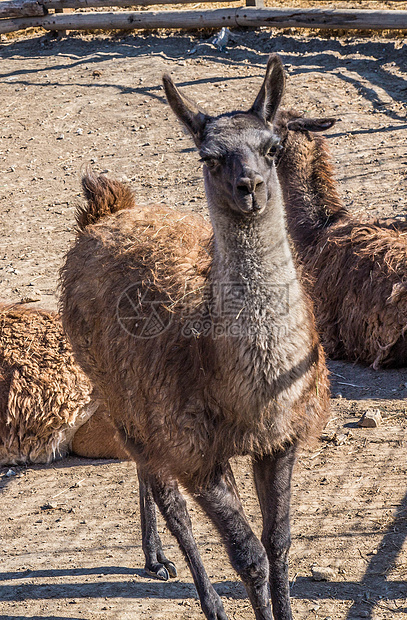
61, 55, 329, 620
0, 305, 127, 465
275, 109, 407, 369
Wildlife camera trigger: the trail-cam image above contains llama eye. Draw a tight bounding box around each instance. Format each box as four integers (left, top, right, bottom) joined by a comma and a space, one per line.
266, 144, 279, 158
202, 158, 220, 171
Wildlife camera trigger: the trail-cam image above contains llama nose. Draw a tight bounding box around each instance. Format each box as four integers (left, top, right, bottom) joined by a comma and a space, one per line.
236, 172, 264, 195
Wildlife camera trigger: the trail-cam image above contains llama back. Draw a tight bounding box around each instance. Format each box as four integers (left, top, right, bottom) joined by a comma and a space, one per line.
63, 174, 212, 372
61, 175, 214, 475
304, 219, 407, 368
0, 307, 94, 465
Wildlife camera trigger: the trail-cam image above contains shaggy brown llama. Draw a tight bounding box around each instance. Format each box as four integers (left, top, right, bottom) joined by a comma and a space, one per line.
275, 109, 407, 369
61, 55, 329, 620
0, 305, 127, 465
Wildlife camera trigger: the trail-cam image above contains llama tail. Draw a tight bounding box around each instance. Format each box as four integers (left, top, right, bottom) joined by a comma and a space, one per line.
76, 171, 135, 230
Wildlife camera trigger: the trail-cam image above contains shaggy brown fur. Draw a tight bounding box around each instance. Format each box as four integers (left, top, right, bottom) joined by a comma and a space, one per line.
61, 173, 328, 484
0, 306, 95, 465
0, 305, 128, 465
71, 404, 128, 459
77, 172, 136, 231
275, 109, 407, 369
60, 57, 329, 619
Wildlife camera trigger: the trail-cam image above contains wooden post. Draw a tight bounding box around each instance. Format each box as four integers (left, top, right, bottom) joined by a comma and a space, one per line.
54, 7, 66, 36
246, 0, 264, 9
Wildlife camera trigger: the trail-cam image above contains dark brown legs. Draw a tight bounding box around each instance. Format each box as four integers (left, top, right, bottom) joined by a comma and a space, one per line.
252, 444, 297, 620
136, 446, 296, 620
193, 463, 273, 620
146, 472, 228, 620
137, 468, 177, 580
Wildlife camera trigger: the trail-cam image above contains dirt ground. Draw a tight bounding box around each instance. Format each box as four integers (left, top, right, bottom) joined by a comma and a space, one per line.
0, 23, 406, 620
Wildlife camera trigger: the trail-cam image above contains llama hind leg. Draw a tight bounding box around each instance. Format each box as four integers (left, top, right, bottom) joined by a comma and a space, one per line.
137, 467, 177, 580
114, 429, 178, 581
149, 474, 228, 620
193, 463, 273, 620
252, 444, 297, 620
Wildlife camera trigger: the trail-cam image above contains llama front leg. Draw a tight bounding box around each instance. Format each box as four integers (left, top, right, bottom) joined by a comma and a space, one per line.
149, 474, 228, 620
137, 467, 177, 581
252, 444, 297, 620
193, 464, 273, 620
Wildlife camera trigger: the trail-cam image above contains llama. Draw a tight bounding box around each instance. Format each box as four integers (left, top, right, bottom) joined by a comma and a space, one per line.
275, 109, 407, 369
0, 305, 127, 465
61, 55, 329, 620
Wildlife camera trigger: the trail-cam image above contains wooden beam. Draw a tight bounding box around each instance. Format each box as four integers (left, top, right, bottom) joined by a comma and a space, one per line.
0, 0, 45, 18
236, 7, 407, 29
41, 0, 234, 8
1, 7, 406, 35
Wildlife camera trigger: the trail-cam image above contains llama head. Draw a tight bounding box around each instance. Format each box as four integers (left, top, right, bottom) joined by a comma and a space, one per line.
274, 109, 337, 155
163, 54, 285, 217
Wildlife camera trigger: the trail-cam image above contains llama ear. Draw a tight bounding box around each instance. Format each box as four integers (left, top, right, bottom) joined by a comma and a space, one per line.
250, 54, 285, 124
287, 117, 338, 133
163, 74, 210, 147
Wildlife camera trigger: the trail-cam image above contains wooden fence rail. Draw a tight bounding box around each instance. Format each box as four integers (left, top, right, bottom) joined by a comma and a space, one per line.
0, 0, 235, 18
0, 0, 44, 17
1, 0, 406, 35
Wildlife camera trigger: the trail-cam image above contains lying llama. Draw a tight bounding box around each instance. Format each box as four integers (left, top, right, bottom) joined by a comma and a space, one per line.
275, 109, 407, 369
61, 55, 329, 620
0, 305, 127, 465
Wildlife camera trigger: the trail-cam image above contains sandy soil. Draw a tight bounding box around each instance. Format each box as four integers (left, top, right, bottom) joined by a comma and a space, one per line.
0, 25, 406, 620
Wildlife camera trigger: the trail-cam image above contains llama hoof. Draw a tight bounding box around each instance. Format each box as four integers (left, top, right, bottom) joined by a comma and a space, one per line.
145, 561, 176, 581
202, 596, 228, 620
163, 560, 177, 578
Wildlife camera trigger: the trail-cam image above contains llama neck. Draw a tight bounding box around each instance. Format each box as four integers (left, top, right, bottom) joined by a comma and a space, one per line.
208, 182, 295, 293
205, 180, 312, 411
277, 133, 347, 253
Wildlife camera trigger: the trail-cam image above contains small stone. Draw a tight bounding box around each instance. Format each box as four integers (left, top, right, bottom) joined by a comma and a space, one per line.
41, 502, 58, 510
311, 566, 336, 581
5, 469, 16, 477
57, 134, 64, 140
333, 432, 350, 446
358, 408, 382, 428
21, 291, 42, 303
76, 128, 83, 135
334, 393, 343, 399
